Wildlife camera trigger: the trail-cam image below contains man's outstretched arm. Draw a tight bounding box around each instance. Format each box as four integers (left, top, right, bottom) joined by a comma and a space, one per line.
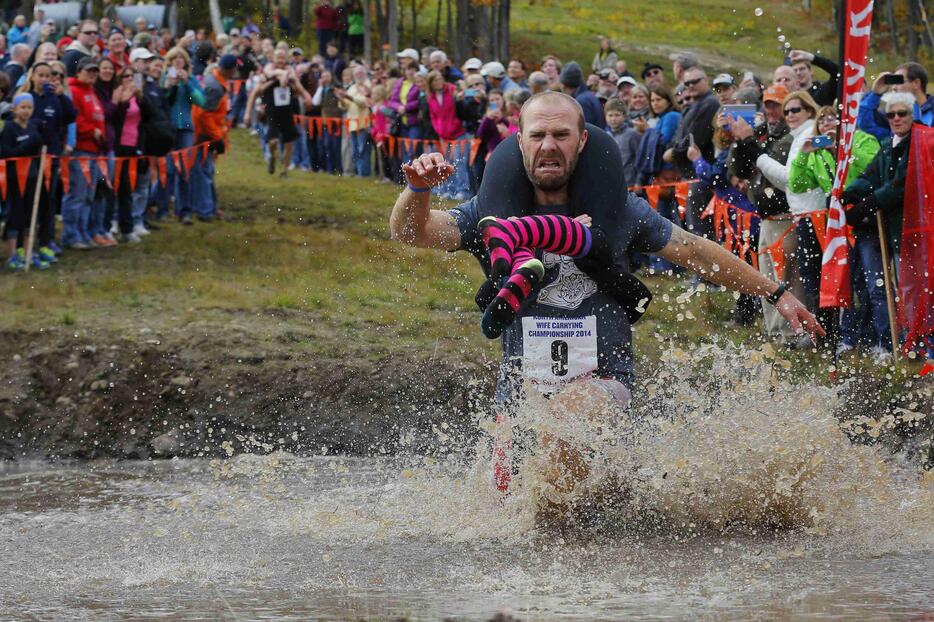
389, 152, 462, 251
656, 227, 826, 341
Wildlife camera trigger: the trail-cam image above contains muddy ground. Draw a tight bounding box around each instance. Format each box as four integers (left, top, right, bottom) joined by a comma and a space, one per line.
0, 309, 496, 461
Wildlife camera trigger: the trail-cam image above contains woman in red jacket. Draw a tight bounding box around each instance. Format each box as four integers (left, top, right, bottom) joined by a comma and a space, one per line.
425, 70, 469, 200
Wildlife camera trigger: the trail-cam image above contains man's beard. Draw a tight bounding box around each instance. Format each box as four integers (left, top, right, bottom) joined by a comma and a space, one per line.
524, 151, 578, 192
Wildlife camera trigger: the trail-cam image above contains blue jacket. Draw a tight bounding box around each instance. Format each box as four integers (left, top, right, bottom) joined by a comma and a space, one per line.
31, 88, 77, 155
166, 77, 206, 131
571, 85, 604, 128
6, 25, 28, 46
857, 91, 934, 140
655, 109, 682, 147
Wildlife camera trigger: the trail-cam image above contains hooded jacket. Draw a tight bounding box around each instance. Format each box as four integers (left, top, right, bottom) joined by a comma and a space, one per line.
67, 76, 105, 153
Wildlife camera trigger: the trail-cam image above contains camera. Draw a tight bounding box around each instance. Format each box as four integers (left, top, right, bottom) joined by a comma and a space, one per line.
882, 74, 905, 85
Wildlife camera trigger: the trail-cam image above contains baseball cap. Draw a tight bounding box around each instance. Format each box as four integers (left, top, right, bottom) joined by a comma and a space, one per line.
616, 75, 637, 88
762, 83, 790, 104
641, 62, 663, 79
290, 47, 304, 57
147, 22, 157, 30
712, 73, 735, 87
218, 54, 239, 71
76, 56, 99, 72
129, 47, 155, 62
229, 27, 240, 36
462, 57, 483, 71
482, 61, 506, 79
396, 48, 419, 61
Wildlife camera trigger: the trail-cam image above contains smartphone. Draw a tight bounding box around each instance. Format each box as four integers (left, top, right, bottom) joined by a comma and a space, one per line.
883, 73, 905, 85
720, 104, 757, 128
743, 71, 755, 83
489, 101, 498, 112
133, 74, 143, 89
688, 132, 695, 148
464, 88, 477, 98
168, 67, 178, 79
811, 135, 833, 148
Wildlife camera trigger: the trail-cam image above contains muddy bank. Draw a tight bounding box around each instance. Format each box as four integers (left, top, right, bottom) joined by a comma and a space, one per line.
0, 316, 495, 461
0, 314, 931, 466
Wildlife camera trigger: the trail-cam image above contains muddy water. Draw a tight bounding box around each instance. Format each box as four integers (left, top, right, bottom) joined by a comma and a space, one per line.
2, 345, 934, 620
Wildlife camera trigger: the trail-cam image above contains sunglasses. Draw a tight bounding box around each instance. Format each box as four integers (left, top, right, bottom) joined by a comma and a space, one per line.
784, 106, 804, 116
81, 30, 98, 35
683, 77, 703, 87
646, 69, 662, 76
51, 71, 63, 77
885, 109, 910, 119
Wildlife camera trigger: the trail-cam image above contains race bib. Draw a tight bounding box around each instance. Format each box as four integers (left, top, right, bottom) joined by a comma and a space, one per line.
273, 87, 291, 107
521, 316, 598, 389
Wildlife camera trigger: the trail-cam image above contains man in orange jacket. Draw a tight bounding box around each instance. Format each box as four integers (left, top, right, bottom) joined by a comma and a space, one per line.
190, 54, 237, 222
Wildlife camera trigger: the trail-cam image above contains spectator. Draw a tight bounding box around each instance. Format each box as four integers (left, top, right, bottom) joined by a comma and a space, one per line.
507, 59, 528, 89
134, 17, 147, 35
110, 65, 146, 242
429, 50, 463, 84
628, 84, 650, 124
61, 56, 106, 250
7, 15, 28, 47
346, 0, 364, 57
310, 69, 344, 173
772, 64, 798, 92
63, 20, 98, 77
242, 18, 260, 38
191, 54, 235, 221
666, 66, 720, 236
0, 35, 8, 71
475, 88, 513, 161
528, 71, 549, 94
27, 9, 44, 49
789, 105, 880, 353
592, 36, 618, 73
162, 46, 205, 224
595, 69, 618, 100
1, 92, 43, 270
191, 41, 213, 78
641, 62, 665, 88
540, 55, 561, 89
425, 69, 469, 200
20, 61, 78, 257
461, 57, 482, 77
92, 57, 119, 245
323, 40, 346, 85
788, 49, 840, 107
559, 61, 602, 126
106, 30, 130, 74
4, 43, 30, 92
671, 51, 698, 83
712, 73, 736, 105
340, 64, 373, 177
604, 97, 641, 189
615, 75, 636, 108
615, 59, 631, 78
858, 62, 932, 140
482, 61, 519, 93
314, 1, 339, 57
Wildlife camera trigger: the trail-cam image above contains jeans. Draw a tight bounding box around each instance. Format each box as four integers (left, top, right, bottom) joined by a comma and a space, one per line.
61, 151, 101, 246
292, 122, 311, 170
321, 128, 342, 174
840, 242, 874, 347
131, 160, 151, 226
190, 148, 215, 219
172, 130, 196, 217
443, 135, 470, 197
230, 83, 248, 126
854, 231, 893, 350
350, 130, 372, 177
89, 155, 114, 237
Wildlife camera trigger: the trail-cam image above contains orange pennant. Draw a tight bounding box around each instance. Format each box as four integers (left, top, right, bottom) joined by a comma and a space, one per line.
128, 157, 138, 191
808, 211, 828, 252
14, 157, 30, 196
113, 158, 124, 193
0, 162, 7, 200
60, 157, 70, 195
43, 156, 52, 191
97, 157, 111, 189
156, 157, 167, 189
469, 139, 481, 166
172, 151, 184, 180
181, 148, 193, 177
644, 185, 660, 210
78, 158, 92, 185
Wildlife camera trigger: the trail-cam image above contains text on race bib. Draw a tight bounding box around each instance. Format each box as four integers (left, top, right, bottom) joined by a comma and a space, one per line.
521, 316, 598, 390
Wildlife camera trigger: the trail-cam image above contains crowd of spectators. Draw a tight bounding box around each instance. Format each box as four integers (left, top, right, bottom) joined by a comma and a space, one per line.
0, 7, 930, 360
0, 11, 238, 271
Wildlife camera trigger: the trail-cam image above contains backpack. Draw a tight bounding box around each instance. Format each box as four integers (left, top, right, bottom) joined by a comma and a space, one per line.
634, 127, 665, 181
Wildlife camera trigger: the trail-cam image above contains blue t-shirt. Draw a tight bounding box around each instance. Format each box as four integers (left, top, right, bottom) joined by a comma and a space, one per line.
450, 194, 673, 402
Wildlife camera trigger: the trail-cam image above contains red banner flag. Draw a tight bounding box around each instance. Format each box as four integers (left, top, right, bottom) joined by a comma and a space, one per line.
897, 124, 934, 354
820, 0, 874, 308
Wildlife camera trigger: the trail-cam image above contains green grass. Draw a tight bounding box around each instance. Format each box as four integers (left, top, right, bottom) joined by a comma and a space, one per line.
0, 128, 925, 386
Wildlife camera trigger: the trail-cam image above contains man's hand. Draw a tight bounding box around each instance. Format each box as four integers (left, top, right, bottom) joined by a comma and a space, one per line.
775, 291, 826, 343
731, 116, 754, 140
788, 49, 815, 64
402, 152, 454, 189
872, 72, 892, 95
662, 147, 675, 163
686, 144, 702, 162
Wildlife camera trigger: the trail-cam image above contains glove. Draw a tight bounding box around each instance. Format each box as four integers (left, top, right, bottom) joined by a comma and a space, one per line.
844, 193, 879, 228
839, 188, 860, 206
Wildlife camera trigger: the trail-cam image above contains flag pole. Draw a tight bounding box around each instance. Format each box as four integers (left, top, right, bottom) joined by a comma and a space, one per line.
875, 211, 900, 363
23, 147, 47, 273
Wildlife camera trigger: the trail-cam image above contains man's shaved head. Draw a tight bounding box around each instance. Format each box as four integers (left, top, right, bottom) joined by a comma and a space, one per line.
519, 91, 585, 134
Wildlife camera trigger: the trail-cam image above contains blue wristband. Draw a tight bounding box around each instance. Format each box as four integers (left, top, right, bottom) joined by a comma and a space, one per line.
408, 184, 431, 193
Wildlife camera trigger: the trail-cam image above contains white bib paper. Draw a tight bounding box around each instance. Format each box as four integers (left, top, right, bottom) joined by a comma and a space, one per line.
521, 315, 598, 389
273, 86, 291, 107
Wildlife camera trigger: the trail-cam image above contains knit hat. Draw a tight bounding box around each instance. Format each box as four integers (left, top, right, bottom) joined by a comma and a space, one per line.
559, 61, 584, 89
12, 92, 33, 107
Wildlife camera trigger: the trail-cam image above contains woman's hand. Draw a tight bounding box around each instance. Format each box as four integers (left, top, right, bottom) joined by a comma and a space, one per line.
687, 144, 702, 162
633, 116, 647, 133
800, 136, 815, 154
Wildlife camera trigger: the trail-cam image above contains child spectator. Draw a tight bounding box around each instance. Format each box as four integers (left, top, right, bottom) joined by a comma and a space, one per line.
2, 93, 44, 270
604, 97, 641, 190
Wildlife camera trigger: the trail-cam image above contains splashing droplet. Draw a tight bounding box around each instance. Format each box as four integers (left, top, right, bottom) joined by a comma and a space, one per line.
755, 7, 764, 16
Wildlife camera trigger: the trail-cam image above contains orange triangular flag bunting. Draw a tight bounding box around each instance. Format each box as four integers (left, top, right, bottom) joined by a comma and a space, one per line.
78, 158, 92, 185
14, 157, 30, 196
